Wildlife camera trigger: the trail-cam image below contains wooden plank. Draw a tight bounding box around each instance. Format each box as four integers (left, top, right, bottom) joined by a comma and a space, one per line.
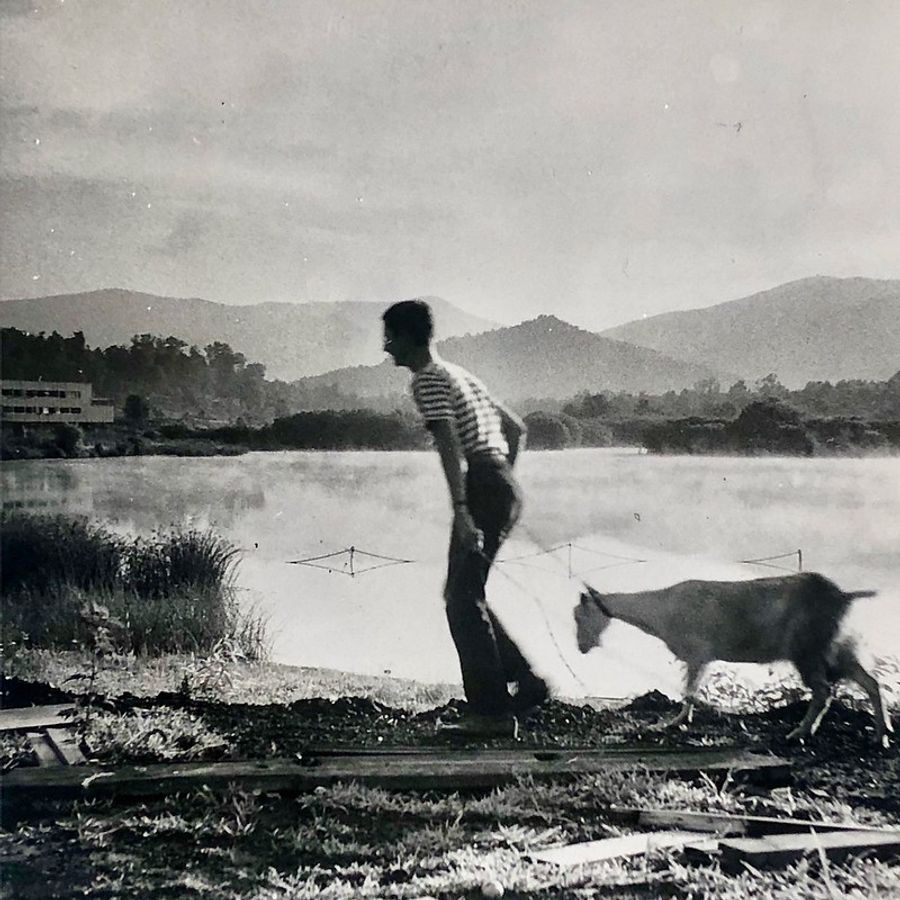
607, 807, 897, 838
0, 705, 74, 733
43, 728, 87, 766
297, 746, 789, 775
1, 748, 789, 806
529, 831, 699, 866
682, 839, 722, 865
720, 830, 900, 873
300, 744, 752, 760
25, 733, 64, 768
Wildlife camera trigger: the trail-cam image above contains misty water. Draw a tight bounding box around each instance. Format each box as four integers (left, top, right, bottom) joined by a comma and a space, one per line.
3, 449, 899, 699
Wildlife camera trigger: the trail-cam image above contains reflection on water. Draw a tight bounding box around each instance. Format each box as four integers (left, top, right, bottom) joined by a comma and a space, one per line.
2, 463, 93, 516
2, 450, 898, 697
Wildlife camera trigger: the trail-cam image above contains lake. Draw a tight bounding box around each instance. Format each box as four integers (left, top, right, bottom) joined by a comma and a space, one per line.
3, 449, 899, 699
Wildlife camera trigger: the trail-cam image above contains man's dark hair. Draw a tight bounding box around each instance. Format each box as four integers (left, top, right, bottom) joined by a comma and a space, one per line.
382, 298, 433, 346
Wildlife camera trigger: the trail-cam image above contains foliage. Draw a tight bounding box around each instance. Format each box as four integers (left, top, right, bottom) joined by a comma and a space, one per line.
3, 325, 897, 455
0, 327, 280, 426
82, 707, 229, 764
729, 399, 814, 455
265, 409, 428, 450
53, 422, 84, 456
522, 411, 574, 449
563, 372, 900, 423
123, 393, 151, 425
0, 513, 265, 658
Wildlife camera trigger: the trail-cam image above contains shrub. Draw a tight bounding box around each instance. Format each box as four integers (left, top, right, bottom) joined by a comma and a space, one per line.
0, 514, 265, 658
53, 423, 83, 457
124, 394, 151, 426
727, 400, 814, 455
644, 418, 730, 454
523, 412, 574, 449
578, 419, 614, 447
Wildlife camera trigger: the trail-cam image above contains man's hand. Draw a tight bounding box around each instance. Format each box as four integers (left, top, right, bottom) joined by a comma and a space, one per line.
454, 506, 483, 552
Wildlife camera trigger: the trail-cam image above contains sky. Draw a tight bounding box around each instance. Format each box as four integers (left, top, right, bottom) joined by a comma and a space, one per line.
2, 0, 899, 331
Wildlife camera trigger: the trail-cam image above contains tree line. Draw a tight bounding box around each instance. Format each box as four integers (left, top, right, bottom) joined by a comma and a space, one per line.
525, 372, 900, 454
2, 327, 898, 456
1, 328, 296, 426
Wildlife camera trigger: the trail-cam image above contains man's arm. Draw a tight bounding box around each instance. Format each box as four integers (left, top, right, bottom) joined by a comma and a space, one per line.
495, 400, 527, 466
429, 419, 481, 549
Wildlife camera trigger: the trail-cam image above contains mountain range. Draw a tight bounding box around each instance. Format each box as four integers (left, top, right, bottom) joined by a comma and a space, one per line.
1, 276, 897, 399
0, 289, 496, 381
294, 316, 727, 405
602, 276, 900, 387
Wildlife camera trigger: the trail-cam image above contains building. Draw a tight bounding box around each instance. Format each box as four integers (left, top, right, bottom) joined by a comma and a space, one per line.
0, 380, 115, 425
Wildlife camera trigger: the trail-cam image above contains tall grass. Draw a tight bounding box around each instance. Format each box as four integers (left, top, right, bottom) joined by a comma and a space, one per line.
1, 513, 266, 659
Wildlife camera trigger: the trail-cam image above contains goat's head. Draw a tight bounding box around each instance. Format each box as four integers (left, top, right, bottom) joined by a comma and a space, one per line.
574, 588, 612, 653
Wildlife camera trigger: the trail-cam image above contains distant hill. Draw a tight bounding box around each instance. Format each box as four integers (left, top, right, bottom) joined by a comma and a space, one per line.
294, 315, 730, 405
0, 289, 497, 380
602, 276, 900, 387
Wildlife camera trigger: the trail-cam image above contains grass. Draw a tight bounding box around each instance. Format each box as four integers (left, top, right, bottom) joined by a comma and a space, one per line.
1, 513, 266, 659
2, 652, 899, 898
4, 763, 898, 898
8, 648, 462, 709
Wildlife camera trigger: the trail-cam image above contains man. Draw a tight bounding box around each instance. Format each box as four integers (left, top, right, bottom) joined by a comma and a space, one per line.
382, 298, 549, 737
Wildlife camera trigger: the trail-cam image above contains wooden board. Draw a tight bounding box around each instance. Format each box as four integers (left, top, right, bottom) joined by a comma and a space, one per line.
529, 830, 700, 866
719, 830, 900, 872
25, 733, 64, 768
1, 747, 789, 806
607, 807, 898, 838
43, 728, 87, 766
300, 744, 761, 760
0, 705, 74, 733
681, 839, 723, 865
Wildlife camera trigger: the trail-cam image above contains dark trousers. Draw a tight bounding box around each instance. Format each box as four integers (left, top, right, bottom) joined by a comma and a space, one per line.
444, 455, 539, 715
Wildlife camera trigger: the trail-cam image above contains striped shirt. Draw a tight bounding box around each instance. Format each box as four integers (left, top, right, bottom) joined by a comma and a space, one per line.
411, 358, 509, 459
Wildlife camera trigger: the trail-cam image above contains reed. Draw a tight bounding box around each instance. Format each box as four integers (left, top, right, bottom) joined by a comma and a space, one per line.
1, 513, 266, 659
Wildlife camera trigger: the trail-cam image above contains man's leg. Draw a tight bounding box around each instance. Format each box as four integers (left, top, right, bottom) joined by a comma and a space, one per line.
471, 464, 548, 710
443, 530, 512, 716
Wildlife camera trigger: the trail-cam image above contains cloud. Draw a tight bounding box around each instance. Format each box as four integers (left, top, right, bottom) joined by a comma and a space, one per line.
2, 1, 899, 323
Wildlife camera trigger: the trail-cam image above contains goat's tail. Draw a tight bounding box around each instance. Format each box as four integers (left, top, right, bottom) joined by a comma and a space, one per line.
846, 590, 877, 601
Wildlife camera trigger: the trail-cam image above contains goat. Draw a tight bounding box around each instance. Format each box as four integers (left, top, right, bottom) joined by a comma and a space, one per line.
574, 572, 892, 747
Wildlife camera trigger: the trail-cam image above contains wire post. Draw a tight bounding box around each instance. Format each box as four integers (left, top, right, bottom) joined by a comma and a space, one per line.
349, 545, 355, 577
568, 542, 572, 579
798, 548, 802, 572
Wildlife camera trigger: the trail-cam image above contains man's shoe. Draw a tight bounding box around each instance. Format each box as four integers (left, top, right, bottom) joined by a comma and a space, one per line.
510, 679, 550, 717
437, 712, 519, 739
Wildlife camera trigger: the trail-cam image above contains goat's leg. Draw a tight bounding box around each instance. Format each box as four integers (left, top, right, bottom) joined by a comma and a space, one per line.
661, 661, 705, 730
835, 654, 893, 749
787, 664, 832, 742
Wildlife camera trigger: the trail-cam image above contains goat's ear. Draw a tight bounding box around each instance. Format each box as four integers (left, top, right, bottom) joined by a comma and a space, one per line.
579, 591, 590, 606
